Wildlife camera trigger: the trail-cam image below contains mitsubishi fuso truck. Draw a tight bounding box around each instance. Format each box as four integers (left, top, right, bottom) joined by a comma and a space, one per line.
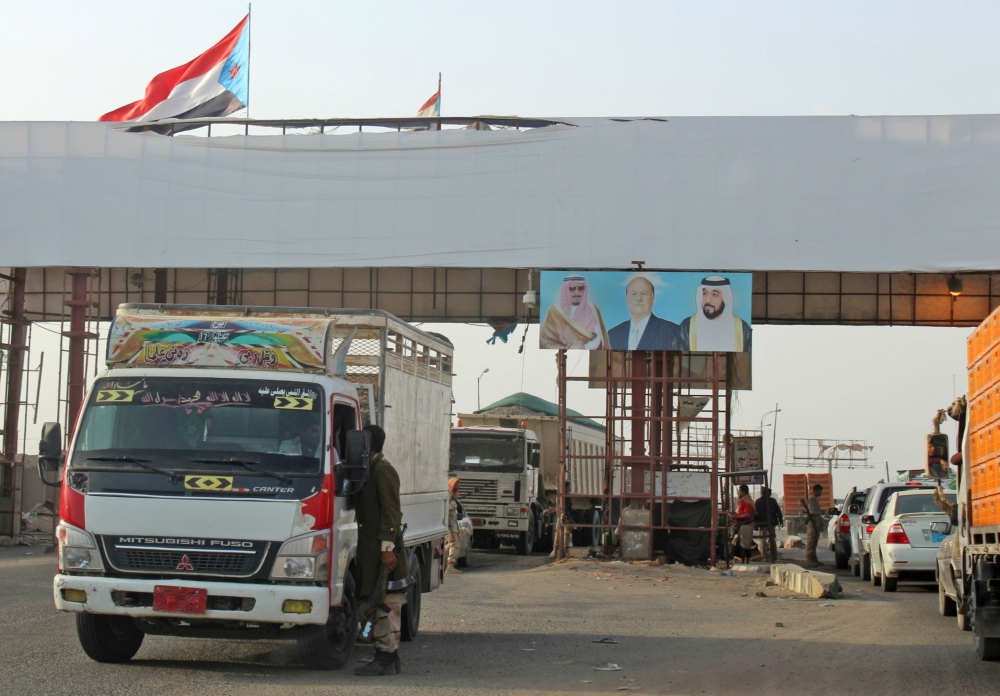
39, 305, 453, 670
449, 393, 607, 554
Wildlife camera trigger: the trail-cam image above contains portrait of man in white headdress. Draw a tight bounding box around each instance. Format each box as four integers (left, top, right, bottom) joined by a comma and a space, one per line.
539, 275, 610, 349
677, 276, 752, 352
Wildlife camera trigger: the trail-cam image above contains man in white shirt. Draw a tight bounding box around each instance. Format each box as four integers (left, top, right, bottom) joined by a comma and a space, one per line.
607, 276, 681, 351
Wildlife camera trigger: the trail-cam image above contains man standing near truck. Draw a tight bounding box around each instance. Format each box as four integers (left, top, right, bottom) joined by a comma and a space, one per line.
355, 424, 408, 677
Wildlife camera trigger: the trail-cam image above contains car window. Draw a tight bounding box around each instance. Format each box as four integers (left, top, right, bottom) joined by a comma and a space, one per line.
894, 493, 956, 515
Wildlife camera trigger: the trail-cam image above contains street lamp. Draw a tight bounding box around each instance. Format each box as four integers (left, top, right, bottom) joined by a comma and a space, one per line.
477, 368, 490, 411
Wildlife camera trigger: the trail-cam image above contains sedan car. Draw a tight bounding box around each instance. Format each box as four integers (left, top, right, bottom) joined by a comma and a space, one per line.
454, 500, 474, 568
869, 489, 956, 592
828, 488, 866, 569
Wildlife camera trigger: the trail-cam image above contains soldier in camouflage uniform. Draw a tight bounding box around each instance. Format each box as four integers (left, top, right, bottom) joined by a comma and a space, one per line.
354, 424, 409, 676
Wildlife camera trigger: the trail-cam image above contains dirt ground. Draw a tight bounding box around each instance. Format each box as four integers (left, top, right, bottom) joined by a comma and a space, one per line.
1, 542, 997, 695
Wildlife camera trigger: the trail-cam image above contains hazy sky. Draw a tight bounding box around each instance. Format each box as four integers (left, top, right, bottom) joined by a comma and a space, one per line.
3, 1, 990, 496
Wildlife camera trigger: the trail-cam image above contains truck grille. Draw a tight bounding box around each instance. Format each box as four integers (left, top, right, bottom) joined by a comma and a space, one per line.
459, 479, 498, 503
463, 504, 496, 518
101, 537, 269, 578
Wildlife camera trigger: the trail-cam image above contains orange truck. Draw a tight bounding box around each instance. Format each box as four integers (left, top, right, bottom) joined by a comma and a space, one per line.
782, 473, 834, 536
951, 308, 1000, 660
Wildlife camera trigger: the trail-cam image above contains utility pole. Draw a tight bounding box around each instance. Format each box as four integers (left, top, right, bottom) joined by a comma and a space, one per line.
768, 402, 780, 482
477, 368, 489, 411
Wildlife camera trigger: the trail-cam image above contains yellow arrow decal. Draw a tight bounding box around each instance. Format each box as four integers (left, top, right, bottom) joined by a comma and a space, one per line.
96, 389, 134, 403
184, 476, 234, 491
273, 396, 314, 410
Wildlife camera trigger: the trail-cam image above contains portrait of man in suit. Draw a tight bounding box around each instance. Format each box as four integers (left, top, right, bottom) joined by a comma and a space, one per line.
607, 276, 681, 351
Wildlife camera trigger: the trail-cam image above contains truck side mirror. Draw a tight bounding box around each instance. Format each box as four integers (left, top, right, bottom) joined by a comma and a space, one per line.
827, 507, 839, 515
38, 422, 64, 487
336, 429, 371, 496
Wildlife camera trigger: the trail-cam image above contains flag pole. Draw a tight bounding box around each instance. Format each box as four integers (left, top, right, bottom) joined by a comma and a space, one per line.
437, 72, 442, 130
246, 4, 252, 120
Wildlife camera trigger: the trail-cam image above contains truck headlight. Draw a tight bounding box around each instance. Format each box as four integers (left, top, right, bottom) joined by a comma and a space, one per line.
506, 506, 519, 518
56, 523, 104, 572
271, 531, 329, 581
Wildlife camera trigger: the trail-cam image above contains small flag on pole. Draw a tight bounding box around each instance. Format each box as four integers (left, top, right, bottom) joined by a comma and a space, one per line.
415, 73, 442, 118
99, 15, 250, 124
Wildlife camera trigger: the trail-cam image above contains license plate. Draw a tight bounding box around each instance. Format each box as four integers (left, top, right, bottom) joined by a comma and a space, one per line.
932, 531, 947, 543
153, 585, 207, 614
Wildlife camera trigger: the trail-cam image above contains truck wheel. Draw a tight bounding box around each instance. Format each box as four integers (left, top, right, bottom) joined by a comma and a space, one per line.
400, 554, 422, 641
534, 513, 554, 554
297, 572, 359, 670
938, 579, 957, 617
515, 515, 535, 556
882, 573, 897, 592
76, 614, 144, 663
862, 553, 872, 582
975, 630, 1000, 661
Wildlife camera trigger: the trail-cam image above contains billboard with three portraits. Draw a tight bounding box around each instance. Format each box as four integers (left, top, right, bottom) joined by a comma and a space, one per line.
539, 271, 752, 352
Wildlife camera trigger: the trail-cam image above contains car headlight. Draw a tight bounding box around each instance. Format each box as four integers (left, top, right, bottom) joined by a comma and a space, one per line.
56, 523, 105, 572
270, 531, 329, 581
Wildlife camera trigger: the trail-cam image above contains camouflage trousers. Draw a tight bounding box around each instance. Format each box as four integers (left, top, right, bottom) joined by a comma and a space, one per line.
371, 591, 403, 653
446, 532, 461, 564
806, 522, 820, 564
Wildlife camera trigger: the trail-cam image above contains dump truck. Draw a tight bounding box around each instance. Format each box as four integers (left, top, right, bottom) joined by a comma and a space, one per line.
449, 393, 607, 553
39, 305, 453, 670
946, 308, 1000, 660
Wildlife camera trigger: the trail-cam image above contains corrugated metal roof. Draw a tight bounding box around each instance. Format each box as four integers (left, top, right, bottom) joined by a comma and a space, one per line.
474, 392, 605, 432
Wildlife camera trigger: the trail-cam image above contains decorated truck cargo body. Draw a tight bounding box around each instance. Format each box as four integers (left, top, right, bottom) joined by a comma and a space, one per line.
45, 305, 453, 670
952, 309, 1000, 660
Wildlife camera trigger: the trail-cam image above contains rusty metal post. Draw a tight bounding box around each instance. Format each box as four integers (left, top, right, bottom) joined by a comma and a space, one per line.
629, 351, 646, 499
709, 352, 720, 567
215, 269, 229, 305
556, 349, 568, 560
154, 268, 168, 304
2, 268, 27, 503
63, 269, 93, 432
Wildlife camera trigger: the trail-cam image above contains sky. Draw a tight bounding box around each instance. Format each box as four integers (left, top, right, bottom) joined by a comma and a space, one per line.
2, 0, 993, 497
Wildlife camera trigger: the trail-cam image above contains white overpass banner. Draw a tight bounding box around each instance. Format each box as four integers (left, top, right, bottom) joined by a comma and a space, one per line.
538, 270, 752, 352
3, 117, 1000, 270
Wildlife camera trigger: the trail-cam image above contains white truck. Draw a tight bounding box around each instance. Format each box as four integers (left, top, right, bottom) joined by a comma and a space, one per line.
39, 305, 453, 670
450, 393, 607, 554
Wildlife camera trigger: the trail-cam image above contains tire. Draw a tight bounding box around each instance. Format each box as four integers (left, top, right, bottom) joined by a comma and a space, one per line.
975, 634, 1000, 661
870, 553, 881, 587
297, 571, 359, 670
400, 554, 422, 641
862, 553, 872, 582
75, 614, 144, 663
882, 574, 897, 592
515, 515, 535, 556
534, 512, 554, 553
835, 549, 849, 570
851, 556, 861, 577
939, 580, 957, 617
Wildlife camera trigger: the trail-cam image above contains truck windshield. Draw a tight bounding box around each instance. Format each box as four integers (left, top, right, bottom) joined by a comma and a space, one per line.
72, 377, 325, 475
450, 435, 522, 473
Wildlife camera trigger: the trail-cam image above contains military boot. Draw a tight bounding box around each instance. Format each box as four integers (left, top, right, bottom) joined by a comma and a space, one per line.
354, 650, 401, 676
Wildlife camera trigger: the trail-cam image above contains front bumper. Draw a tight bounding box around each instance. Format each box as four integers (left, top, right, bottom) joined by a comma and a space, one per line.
53, 574, 330, 625
881, 545, 938, 577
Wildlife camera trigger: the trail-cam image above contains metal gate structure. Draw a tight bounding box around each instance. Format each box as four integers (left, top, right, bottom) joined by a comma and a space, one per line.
555, 350, 734, 565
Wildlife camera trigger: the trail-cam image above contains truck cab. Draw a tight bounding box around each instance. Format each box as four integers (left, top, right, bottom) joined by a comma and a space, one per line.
448, 425, 540, 555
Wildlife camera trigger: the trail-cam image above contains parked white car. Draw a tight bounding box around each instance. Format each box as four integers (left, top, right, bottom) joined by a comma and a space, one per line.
850, 482, 935, 580
868, 489, 956, 592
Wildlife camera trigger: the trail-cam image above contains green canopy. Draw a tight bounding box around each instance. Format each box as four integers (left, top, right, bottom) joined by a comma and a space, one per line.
474, 392, 605, 432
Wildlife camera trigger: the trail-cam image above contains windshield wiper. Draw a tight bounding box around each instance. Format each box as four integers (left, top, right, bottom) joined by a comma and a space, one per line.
85, 456, 182, 484
189, 458, 293, 485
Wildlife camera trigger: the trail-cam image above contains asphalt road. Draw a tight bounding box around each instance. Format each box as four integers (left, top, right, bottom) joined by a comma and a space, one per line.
1, 541, 997, 696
